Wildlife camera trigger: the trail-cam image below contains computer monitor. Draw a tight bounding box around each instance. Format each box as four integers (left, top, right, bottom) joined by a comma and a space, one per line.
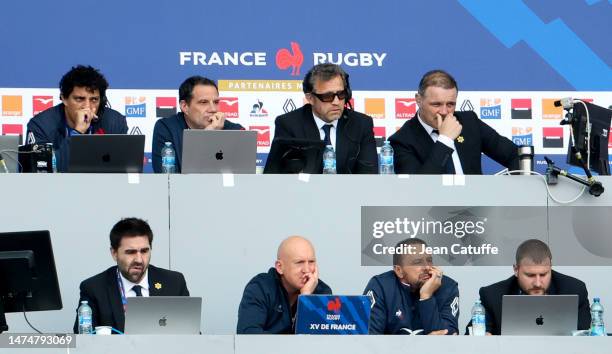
567, 101, 612, 175
264, 138, 325, 174
0, 230, 62, 333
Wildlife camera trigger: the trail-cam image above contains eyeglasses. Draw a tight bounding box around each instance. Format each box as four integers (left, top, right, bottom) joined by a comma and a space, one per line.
310, 90, 348, 103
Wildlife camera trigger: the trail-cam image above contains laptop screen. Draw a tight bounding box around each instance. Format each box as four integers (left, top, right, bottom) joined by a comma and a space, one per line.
501, 295, 578, 335
181, 130, 256, 174
124, 296, 202, 334
68, 135, 145, 173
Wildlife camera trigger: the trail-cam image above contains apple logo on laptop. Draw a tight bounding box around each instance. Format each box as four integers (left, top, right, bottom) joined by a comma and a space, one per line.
535, 315, 544, 326
159, 316, 167, 327
102, 153, 111, 163
215, 150, 224, 160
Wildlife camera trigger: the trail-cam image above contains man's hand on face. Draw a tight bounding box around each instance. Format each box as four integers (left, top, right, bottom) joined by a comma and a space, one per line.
419, 266, 444, 300
74, 108, 97, 133
204, 112, 226, 130
299, 264, 319, 295
436, 113, 462, 141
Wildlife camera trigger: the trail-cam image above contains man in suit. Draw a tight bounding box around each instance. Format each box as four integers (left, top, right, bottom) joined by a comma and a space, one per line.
468, 239, 591, 335
237, 236, 332, 334
73, 218, 189, 333
26, 65, 128, 172
264, 63, 378, 174
363, 238, 460, 335
389, 70, 518, 174
152, 76, 244, 173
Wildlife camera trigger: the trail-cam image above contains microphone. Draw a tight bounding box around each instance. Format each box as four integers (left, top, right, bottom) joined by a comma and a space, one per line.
553, 97, 574, 109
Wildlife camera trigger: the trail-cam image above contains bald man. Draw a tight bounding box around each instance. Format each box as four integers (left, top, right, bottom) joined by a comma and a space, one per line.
236, 236, 332, 334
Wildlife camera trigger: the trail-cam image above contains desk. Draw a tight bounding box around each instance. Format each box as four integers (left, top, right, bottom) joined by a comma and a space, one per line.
1, 335, 610, 354
0, 174, 611, 333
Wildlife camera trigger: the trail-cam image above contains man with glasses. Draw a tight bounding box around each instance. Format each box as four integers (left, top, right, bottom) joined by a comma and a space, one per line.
363, 238, 460, 335
264, 63, 378, 174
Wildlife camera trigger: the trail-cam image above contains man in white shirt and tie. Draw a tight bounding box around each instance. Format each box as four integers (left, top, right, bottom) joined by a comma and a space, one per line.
73, 218, 189, 333
389, 70, 519, 174
264, 63, 378, 174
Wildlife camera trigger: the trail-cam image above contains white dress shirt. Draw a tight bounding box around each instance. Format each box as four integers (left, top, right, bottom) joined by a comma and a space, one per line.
417, 113, 464, 175
312, 114, 338, 151
120, 270, 150, 297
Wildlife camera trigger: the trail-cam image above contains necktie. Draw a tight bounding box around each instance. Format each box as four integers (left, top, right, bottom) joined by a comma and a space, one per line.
322, 124, 333, 146
132, 285, 143, 297
432, 130, 455, 174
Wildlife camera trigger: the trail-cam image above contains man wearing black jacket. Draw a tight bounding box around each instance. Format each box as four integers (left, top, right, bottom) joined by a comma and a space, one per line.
237, 236, 332, 334
389, 70, 518, 174
264, 64, 378, 174
469, 239, 591, 335
73, 218, 189, 333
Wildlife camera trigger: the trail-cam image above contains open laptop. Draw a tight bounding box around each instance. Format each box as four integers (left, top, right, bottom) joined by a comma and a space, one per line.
181, 130, 256, 174
124, 296, 202, 334
501, 295, 578, 335
295, 295, 371, 334
68, 135, 144, 173
0, 135, 20, 172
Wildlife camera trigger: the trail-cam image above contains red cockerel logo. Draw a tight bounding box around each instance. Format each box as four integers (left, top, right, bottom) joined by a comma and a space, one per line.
275, 42, 304, 76
327, 297, 341, 313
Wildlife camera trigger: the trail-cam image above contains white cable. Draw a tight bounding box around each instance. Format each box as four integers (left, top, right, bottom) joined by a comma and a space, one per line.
502, 169, 587, 204
0, 149, 27, 171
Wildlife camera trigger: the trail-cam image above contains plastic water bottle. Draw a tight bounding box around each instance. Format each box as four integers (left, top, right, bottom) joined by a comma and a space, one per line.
45, 143, 57, 173
78, 300, 93, 334
471, 300, 486, 336
590, 297, 606, 336
161, 142, 176, 173
322, 145, 336, 174
51, 149, 57, 173
379, 140, 394, 174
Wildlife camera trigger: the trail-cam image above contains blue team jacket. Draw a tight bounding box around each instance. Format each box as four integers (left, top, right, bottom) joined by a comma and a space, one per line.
236, 267, 332, 334
363, 270, 459, 335
26, 104, 127, 172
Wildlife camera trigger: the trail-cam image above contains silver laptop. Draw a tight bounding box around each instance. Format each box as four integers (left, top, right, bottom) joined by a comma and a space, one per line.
124, 296, 202, 334
181, 130, 256, 174
501, 295, 578, 335
68, 135, 144, 173
0, 135, 19, 172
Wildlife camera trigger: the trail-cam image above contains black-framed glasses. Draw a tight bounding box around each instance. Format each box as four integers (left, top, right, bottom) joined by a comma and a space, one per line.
310, 90, 348, 103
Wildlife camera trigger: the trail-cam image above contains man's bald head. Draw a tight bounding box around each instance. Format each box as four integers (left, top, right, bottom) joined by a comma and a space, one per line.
277, 236, 315, 261
275, 236, 317, 294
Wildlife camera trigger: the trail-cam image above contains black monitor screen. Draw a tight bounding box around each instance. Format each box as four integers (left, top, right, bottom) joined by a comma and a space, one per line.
567, 101, 612, 175
0, 230, 62, 331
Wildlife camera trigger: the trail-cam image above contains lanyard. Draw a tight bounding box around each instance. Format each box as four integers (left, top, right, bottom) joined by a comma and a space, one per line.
116, 269, 128, 312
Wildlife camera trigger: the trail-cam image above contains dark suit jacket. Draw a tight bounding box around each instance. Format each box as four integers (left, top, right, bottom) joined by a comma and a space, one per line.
152, 112, 244, 173
388, 111, 518, 174
26, 104, 128, 172
264, 104, 378, 174
73, 265, 189, 333
469, 270, 591, 335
